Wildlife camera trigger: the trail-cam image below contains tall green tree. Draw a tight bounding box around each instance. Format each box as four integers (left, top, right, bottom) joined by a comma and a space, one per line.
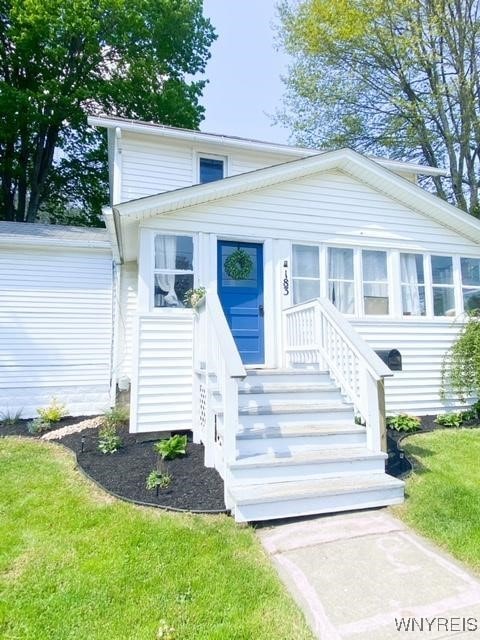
0, 0, 215, 225
277, 0, 480, 215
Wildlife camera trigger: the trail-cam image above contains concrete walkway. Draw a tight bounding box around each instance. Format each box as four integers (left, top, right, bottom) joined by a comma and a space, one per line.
258, 510, 480, 639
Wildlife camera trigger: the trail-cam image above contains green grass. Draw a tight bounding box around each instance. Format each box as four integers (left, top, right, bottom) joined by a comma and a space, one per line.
0, 438, 313, 640
394, 429, 480, 572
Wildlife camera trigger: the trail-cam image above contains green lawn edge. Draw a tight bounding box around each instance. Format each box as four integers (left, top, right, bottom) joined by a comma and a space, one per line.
393, 428, 480, 573
0, 437, 314, 640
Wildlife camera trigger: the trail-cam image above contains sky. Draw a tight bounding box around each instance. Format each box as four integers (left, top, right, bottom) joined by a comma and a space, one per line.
201, 0, 291, 144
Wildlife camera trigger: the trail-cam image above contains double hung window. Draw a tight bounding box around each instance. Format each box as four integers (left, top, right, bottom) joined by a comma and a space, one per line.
431, 255, 455, 316
400, 253, 426, 316
362, 250, 389, 315
292, 245, 320, 304
154, 235, 193, 308
461, 257, 480, 312
328, 248, 355, 314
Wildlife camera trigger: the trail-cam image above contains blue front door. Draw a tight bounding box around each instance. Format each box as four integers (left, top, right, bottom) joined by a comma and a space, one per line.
217, 240, 264, 365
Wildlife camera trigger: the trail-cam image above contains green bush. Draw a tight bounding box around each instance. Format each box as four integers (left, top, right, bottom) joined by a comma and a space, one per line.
154, 435, 187, 461
27, 417, 51, 434
37, 398, 67, 423
146, 470, 172, 490
386, 414, 421, 433
98, 425, 123, 454
436, 412, 463, 428
102, 405, 129, 429
442, 311, 480, 401
0, 409, 23, 427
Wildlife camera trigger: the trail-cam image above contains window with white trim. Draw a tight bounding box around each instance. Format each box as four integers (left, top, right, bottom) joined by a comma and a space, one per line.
362, 250, 389, 315
154, 235, 193, 308
431, 255, 455, 316
400, 253, 426, 316
292, 244, 320, 304
328, 247, 355, 314
461, 257, 480, 312
199, 156, 224, 183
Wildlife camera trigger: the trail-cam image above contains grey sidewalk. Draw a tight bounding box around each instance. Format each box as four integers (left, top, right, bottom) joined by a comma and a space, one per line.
258, 510, 480, 639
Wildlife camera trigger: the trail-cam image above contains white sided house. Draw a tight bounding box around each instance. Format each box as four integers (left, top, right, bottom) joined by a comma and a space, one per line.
3, 114, 480, 521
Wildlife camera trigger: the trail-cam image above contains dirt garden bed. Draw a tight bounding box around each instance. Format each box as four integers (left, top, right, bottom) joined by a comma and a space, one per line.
1, 418, 226, 513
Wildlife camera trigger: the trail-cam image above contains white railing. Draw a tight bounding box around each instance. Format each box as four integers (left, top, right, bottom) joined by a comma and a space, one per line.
193, 290, 246, 499
283, 298, 392, 451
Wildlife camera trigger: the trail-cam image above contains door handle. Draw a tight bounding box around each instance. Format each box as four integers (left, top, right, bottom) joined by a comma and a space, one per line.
259, 304, 264, 317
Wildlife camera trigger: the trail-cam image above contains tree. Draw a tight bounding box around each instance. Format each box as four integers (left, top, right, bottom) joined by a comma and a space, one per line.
0, 0, 215, 224
277, 0, 480, 216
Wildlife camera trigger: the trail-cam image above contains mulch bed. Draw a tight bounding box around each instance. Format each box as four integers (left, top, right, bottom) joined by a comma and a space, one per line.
0, 416, 91, 438
59, 426, 226, 513
387, 414, 480, 478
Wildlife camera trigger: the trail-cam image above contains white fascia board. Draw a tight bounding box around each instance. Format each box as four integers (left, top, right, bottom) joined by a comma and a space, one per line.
88, 115, 446, 177
102, 206, 122, 263
114, 147, 480, 247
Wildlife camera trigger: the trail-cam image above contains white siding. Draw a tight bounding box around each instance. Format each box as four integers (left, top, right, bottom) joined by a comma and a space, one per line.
132, 313, 193, 432
120, 132, 291, 202
0, 246, 113, 418
115, 261, 137, 381
353, 321, 464, 415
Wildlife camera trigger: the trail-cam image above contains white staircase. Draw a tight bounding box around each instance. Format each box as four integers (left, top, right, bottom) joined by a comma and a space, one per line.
225, 369, 404, 522
193, 293, 404, 524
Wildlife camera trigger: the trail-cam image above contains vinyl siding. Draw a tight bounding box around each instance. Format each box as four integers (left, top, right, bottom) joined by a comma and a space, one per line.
115, 261, 137, 381
120, 132, 293, 202
0, 246, 113, 418
132, 314, 193, 432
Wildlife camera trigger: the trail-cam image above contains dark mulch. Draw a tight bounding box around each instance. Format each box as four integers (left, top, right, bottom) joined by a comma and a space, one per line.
59, 426, 226, 513
387, 414, 480, 478
0, 416, 92, 438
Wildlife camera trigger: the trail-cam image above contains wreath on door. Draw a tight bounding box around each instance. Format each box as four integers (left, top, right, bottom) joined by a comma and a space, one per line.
224, 248, 253, 280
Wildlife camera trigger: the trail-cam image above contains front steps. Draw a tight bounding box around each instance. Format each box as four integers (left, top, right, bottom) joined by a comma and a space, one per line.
225, 369, 404, 522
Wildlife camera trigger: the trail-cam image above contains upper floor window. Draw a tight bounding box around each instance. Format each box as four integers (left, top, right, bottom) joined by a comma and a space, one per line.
154, 235, 193, 308
292, 244, 320, 304
461, 257, 480, 312
400, 253, 426, 316
431, 255, 455, 316
362, 250, 389, 315
328, 247, 355, 314
199, 156, 225, 183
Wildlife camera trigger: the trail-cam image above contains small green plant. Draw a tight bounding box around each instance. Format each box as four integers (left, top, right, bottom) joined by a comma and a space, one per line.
184, 286, 206, 308
37, 398, 67, 423
460, 400, 480, 422
102, 405, 129, 429
27, 417, 51, 434
98, 425, 123, 454
436, 412, 463, 428
154, 434, 187, 460
146, 470, 172, 491
386, 414, 421, 433
0, 408, 23, 427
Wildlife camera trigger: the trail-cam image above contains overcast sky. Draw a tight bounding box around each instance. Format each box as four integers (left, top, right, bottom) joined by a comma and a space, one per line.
201, 0, 291, 144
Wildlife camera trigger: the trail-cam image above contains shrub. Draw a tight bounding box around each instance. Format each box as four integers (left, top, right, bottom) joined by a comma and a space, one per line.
0, 409, 23, 427
27, 417, 51, 434
441, 311, 480, 401
98, 425, 123, 454
386, 414, 421, 433
436, 412, 463, 428
154, 435, 187, 461
102, 405, 129, 429
37, 398, 67, 423
460, 400, 480, 422
146, 470, 172, 490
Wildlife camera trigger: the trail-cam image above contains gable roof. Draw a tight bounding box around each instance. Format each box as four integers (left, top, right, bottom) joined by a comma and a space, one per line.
89, 115, 446, 178
0, 221, 110, 250
107, 147, 480, 263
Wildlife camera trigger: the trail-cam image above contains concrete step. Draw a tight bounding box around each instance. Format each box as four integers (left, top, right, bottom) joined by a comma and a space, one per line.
229, 474, 405, 522
236, 423, 366, 455
229, 447, 387, 484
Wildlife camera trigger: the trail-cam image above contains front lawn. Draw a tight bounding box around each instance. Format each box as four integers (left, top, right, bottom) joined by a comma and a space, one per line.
394, 429, 480, 572
0, 438, 313, 640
